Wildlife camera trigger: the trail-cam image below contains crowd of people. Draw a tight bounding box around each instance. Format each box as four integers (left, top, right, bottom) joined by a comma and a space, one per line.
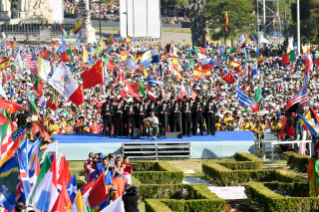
84, 152, 139, 211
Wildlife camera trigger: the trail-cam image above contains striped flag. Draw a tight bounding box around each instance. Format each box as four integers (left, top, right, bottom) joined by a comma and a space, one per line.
291, 84, 308, 105
26, 53, 38, 72
235, 83, 251, 107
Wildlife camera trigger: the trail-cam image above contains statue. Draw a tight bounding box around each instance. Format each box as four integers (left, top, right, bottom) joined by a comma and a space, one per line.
9, 0, 19, 19
189, 0, 206, 47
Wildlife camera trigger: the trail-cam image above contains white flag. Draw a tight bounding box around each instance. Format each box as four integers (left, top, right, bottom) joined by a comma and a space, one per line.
14, 53, 24, 74
48, 62, 78, 99
100, 196, 125, 212
39, 57, 51, 81
125, 56, 139, 72
0, 84, 7, 100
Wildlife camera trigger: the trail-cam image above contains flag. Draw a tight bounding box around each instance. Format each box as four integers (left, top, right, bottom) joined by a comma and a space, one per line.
256, 54, 263, 64
67, 173, 78, 204
57, 44, 66, 54
0, 157, 19, 204
72, 190, 87, 212
305, 47, 313, 75
151, 48, 160, 63
297, 112, 318, 137
61, 25, 68, 39
28, 53, 38, 74
51, 186, 71, 212
60, 51, 71, 63
81, 60, 103, 89
235, 84, 251, 107
0, 122, 12, 161
86, 172, 106, 207
48, 62, 78, 99
126, 36, 132, 44
205, 32, 210, 47
291, 84, 308, 105
219, 45, 225, 55
2, 72, 14, 85
76, 29, 83, 45
100, 196, 125, 212
17, 142, 31, 203
36, 154, 58, 212
38, 57, 51, 81
141, 50, 152, 67
92, 199, 108, 212
224, 11, 228, 32
281, 53, 290, 65
147, 86, 156, 102
13, 52, 23, 73
39, 95, 46, 110
0, 98, 23, 114
71, 19, 83, 35
289, 50, 296, 62
32, 78, 44, 97
29, 151, 40, 187
200, 58, 214, 69
250, 85, 262, 112
154, 64, 162, 78
69, 85, 84, 106
0, 195, 14, 212
57, 161, 70, 193
251, 61, 257, 75
0, 57, 11, 70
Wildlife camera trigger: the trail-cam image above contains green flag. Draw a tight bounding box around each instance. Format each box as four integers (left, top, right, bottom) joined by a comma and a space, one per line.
51, 90, 56, 104
189, 60, 194, 68
66, 49, 74, 63
86, 207, 94, 212
28, 154, 52, 204
35, 76, 39, 90
1, 122, 10, 140
1, 108, 10, 120
30, 98, 39, 113
139, 79, 146, 98
0, 155, 19, 197
226, 47, 236, 53
194, 46, 200, 53
251, 85, 262, 112
104, 54, 108, 65
289, 50, 296, 62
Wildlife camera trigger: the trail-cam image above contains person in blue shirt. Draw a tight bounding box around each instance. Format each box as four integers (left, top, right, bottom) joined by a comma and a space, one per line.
99, 158, 114, 194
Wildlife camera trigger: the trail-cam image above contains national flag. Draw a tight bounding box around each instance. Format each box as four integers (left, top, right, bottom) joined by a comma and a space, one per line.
67, 173, 78, 204
32, 78, 44, 97
48, 62, 78, 99
250, 85, 262, 112
76, 29, 83, 45
60, 51, 71, 62
147, 85, 156, 102
36, 154, 58, 212
69, 84, 84, 106
151, 48, 160, 63
289, 50, 296, 62
0, 57, 11, 70
235, 83, 251, 107
256, 54, 263, 64
222, 74, 237, 84
46, 91, 57, 111
309, 104, 319, 134
178, 85, 187, 101
71, 19, 83, 35
136, 52, 144, 60
0, 156, 19, 204
61, 25, 68, 39
2, 72, 14, 85
81, 60, 103, 89
194, 46, 205, 55
16, 141, 31, 202
200, 58, 214, 69
80, 180, 95, 195
73, 190, 87, 212
100, 196, 125, 212
205, 32, 210, 47
141, 50, 152, 67
281, 53, 290, 65
291, 84, 309, 105
106, 58, 114, 71
297, 112, 318, 137
123, 81, 140, 101
0, 195, 14, 212
51, 186, 71, 212
57, 44, 66, 54
57, 161, 70, 193
126, 36, 132, 43
92, 199, 109, 212
86, 172, 106, 208
0, 122, 12, 160
0, 98, 23, 114
224, 11, 228, 32
29, 150, 40, 187
305, 47, 313, 75
28, 53, 38, 74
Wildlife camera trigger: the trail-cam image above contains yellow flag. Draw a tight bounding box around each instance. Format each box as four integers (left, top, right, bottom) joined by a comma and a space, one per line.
83, 49, 88, 62
74, 190, 87, 212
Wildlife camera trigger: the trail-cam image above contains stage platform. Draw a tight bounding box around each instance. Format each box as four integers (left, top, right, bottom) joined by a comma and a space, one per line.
55, 131, 256, 160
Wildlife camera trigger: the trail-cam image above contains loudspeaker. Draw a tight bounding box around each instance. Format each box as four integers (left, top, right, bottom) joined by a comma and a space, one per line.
166, 132, 183, 139
132, 128, 141, 139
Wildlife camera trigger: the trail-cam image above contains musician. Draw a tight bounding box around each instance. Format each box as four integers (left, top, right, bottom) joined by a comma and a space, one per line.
206, 99, 216, 135
159, 101, 170, 136
125, 102, 135, 136
143, 111, 159, 140
193, 100, 204, 136
171, 101, 181, 132
114, 99, 124, 137
101, 101, 113, 137
183, 101, 192, 136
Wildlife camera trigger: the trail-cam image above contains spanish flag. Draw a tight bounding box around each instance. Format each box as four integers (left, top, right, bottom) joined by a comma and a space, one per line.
120, 51, 129, 61
126, 36, 132, 44
224, 11, 228, 32
0, 57, 11, 70
70, 19, 83, 35
172, 56, 178, 67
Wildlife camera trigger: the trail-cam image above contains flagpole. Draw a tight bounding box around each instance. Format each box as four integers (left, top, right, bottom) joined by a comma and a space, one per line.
161, 63, 164, 100
297, 0, 300, 54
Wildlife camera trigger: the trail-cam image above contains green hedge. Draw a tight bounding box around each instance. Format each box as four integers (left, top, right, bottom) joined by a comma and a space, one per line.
131, 161, 183, 184
283, 152, 310, 173
264, 182, 308, 197
143, 184, 226, 212
202, 162, 307, 186
218, 152, 263, 170
244, 182, 319, 212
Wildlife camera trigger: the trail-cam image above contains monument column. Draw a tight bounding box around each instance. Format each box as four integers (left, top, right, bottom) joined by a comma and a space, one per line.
76, 0, 96, 43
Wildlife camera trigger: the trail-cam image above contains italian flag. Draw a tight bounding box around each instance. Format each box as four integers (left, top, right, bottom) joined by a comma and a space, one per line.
250, 85, 262, 112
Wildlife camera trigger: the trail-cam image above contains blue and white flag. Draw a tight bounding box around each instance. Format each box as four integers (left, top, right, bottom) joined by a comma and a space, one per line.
66, 173, 77, 204
235, 84, 251, 107
76, 29, 83, 45
219, 45, 225, 56
150, 48, 159, 63
57, 44, 66, 54
17, 141, 31, 202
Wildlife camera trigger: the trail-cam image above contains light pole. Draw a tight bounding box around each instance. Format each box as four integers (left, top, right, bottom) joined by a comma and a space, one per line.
297, 0, 300, 54
123, 12, 128, 37
99, 1, 102, 40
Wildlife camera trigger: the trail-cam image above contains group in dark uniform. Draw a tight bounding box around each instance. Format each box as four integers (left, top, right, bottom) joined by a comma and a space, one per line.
100, 96, 217, 138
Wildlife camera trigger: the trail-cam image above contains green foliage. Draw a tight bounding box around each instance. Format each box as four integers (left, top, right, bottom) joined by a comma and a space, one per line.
264, 182, 309, 197
143, 184, 226, 212
283, 152, 310, 173
245, 182, 319, 212
219, 152, 263, 170
131, 161, 183, 184
161, 0, 188, 7
204, 0, 255, 44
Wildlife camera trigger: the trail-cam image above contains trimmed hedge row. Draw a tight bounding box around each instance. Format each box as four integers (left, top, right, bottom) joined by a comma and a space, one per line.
143, 184, 226, 212
244, 182, 319, 212
283, 152, 310, 173
131, 161, 183, 184
218, 152, 263, 170
264, 182, 308, 197
202, 162, 307, 186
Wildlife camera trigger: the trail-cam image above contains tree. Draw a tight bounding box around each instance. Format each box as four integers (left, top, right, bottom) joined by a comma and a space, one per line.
161, 0, 188, 7
204, 0, 255, 45
189, 0, 206, 47
290, 0, 319, 42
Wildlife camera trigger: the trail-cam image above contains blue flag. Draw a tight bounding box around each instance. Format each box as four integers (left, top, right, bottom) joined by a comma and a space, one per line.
66, 173, 78, 204
57, 45, 66, 54
36, 44, 40, 55
76, 29, 83, 45
219, 45, 225, 56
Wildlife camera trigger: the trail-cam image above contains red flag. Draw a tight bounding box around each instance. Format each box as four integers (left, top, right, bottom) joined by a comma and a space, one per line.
80, 180, 95, 195
314, 58, 319, 68
81, 60, 104, 89
87, 172, 106, 207
131, 81, 140, 94
68, 85, 84, 106
57, 161, 70, 190
2, 72, 14, 84
5, 39, 10, 46
60, 51, 71, 62
58, 155, 66, 177
0, 98, 23, 113
107, 59, 115, 71
281, 54, 290, 65
46, 93, 57, 111
286, 99, 292, 111
32, 80, 44, 97
222, 74, 236, 84
39, 50, 51, 60
51, 186, 71, 212
124, 81, 140, 101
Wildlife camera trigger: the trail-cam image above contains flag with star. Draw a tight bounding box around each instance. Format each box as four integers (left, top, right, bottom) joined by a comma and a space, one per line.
68, 84, 84, 106
51, 185, 71, 212
81, 59, 104, 89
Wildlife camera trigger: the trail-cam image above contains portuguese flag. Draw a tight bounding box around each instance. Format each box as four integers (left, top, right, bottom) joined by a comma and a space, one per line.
250, 85, 262, 112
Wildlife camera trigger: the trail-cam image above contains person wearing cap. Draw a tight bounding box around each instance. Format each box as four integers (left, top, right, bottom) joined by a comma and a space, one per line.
125, 102, 135, 136
192, 99, 204, 136
114, 99, 124, 137
101, 101, 113, 137
182, 101, 192, 136
171, 101, 181, 132
107, 186, 117, 205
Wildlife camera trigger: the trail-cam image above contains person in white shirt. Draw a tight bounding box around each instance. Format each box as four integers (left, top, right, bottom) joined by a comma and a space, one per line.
144, 111, 159, 140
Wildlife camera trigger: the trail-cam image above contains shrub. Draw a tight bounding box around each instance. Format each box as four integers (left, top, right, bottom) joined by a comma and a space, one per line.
131, 161, 183, 184
143, 184, 226, 212
217, 152, 263, 170
264, 182, 308, 197
283, 152, 310, 173
244, 182, 319, 212
202, 162, 307, 186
